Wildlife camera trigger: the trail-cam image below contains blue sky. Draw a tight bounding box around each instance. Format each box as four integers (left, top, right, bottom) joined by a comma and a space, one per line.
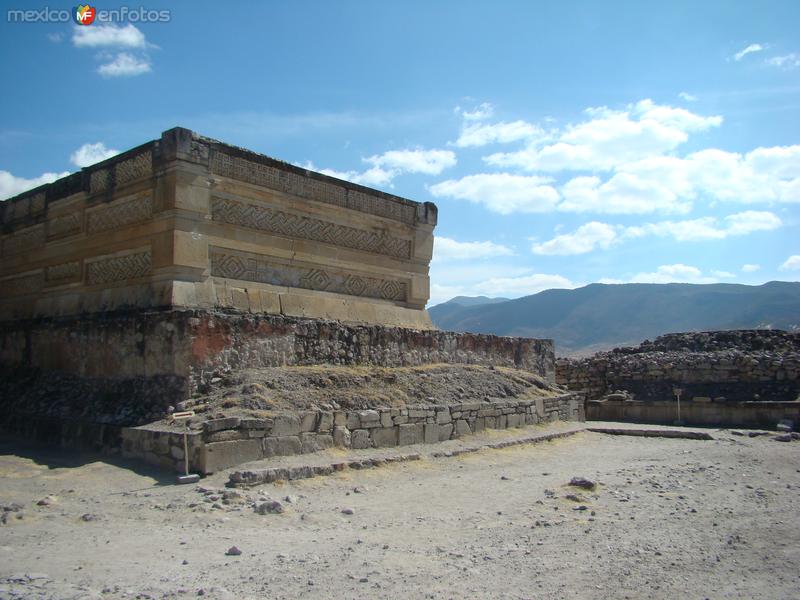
1, 1, 799, 305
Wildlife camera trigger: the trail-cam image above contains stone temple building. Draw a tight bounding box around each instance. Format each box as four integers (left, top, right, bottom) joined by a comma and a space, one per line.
0, 127, 436, 329
0, 128, 579, 474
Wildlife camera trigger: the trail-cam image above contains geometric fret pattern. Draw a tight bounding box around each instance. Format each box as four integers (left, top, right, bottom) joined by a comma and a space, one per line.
90, 168, 111, 194
2, 225, 44, 256
86, 195, 152, 235
210, 151, 417, 225
210, 247, 407, 302
46, 261, 81, 284
211, 197, 412, 259
115, 150, 152, 186
86, 250, 152, 286
47, 213, 82, 239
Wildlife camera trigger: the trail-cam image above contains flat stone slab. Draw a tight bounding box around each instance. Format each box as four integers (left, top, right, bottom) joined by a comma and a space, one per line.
587, 427, 714, 441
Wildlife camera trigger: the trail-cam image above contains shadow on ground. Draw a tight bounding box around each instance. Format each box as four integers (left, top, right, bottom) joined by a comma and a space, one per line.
0, 432, 177, 486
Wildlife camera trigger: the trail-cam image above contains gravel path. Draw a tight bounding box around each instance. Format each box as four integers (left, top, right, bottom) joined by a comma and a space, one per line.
1, 424, 799, 599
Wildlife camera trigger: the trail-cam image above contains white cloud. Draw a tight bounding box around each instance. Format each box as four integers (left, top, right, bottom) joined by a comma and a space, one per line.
678, 92, 697, 102
534, 210, 782, 257
712, 270, 736, 279
556, 144, 800, 214
304, 146, 455, 188
0, 170, 70, 200
364, 148, 456, 175
98, 53, 152, 77
454, 120, 545, 148
626, 210, 782, 241
71, 24, 147, 48
630, 264, 719, 284
47, 32, 63, 43
427, 263, 562, 305
470, 273, 576, 297
745, 145, 800, 179
741, 264, 761, 273
723, 210, 783, 235
70, 142, 119, 168
765, 53, 800, 69
72, 24, 153, 78
733, 43, 764, 61
433, 236, 514, 262
559, 172, 692, 214
429, 173, 560, 214
779, 255, 800, 271
462, 102, 494, 121
305, 162, 395, 188
532, 222, 619, 255
485, 99, 721, 173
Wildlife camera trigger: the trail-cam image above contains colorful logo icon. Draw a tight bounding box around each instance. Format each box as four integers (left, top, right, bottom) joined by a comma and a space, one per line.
74, 5, 96, 25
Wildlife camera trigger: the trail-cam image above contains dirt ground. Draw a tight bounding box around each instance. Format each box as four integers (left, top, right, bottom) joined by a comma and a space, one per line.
1, 425, 799, 600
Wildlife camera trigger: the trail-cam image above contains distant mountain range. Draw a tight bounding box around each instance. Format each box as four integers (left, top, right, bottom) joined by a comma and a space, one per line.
428, 282, 800, 356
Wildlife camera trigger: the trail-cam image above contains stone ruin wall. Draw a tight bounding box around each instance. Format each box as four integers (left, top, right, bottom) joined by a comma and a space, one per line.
556, 330, 800, 403
0, 127, 577, 472
0, 310, 556, 426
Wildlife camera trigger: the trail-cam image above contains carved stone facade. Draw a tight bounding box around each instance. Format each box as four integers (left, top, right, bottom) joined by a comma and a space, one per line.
210, 151, 418, 225
86, 194, 152, 234
86, 250, 152, 286
0, 127, 436, 329
46, 261, 81, 284
210, 247, 407, 301
211, 197, 412, 259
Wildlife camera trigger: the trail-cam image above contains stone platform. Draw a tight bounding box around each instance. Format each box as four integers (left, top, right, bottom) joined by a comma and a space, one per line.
0, 128, 582, 475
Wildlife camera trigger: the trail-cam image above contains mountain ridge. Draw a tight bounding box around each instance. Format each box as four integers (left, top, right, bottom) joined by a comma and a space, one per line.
428, 281, 800, 356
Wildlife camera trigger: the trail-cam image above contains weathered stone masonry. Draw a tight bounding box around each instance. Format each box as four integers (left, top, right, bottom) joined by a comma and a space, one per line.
557, 330, 800, 402
0, 310, 556, 426
0, 128, 580, 473
120, 394, 583, 474
0, 127, 436, 329
557, 330, 800, 427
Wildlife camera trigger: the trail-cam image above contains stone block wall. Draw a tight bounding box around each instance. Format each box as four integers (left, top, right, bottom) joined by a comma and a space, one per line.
132, 393, 582, 474
1, 392, 584, 475
557, 330, 800, 403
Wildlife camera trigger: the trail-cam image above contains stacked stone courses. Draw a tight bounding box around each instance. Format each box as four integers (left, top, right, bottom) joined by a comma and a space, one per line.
120, 395, 582, 474
557, 330, 800, 403
0, 127, 437, 329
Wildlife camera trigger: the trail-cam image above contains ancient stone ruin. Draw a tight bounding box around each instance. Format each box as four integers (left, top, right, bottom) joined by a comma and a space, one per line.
557, 330, 800, 427
0, 127, 582, 473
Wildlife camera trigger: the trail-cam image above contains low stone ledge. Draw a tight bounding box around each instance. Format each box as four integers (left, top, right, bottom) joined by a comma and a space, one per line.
228, 453, 423, 487
194, 392, 583, 473
2, 392, 584, 475
227, 428, 583, 488
587, 398, 800, 428
586, 427, 713, 440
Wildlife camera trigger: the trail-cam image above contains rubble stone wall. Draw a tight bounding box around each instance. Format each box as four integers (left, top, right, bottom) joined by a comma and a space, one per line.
0, 309, 556, 426
557, 330, 800, 403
